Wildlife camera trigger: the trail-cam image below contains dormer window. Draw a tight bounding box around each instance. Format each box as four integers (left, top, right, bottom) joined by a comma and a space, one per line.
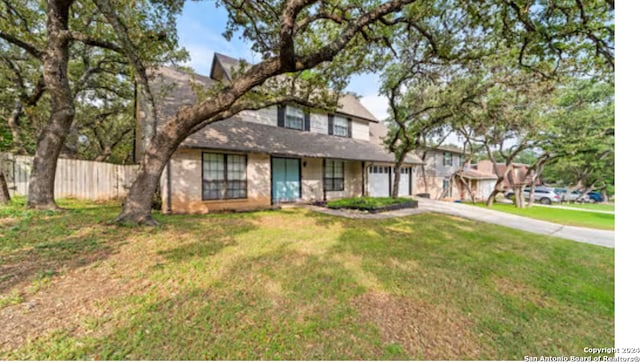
285, 106, 304, 130
278, 105, 309, 131
328, 114, 351, 137
333, 116, 349, 137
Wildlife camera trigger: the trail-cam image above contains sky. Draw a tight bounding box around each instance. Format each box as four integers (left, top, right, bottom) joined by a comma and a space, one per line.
175, 1, 389, 121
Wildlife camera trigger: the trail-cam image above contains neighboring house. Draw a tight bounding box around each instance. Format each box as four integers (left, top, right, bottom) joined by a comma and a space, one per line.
415, 146, 466, 200
137, 53, 422, 214
457, 168, 498, 201
370, 123, 481, 201
473, 160, 541, 190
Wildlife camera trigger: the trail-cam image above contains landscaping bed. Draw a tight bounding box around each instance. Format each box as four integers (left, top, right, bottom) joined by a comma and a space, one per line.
326, 196, 418, 213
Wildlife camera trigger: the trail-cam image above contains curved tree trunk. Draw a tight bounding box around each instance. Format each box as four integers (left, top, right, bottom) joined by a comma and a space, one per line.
527, 181, 536, 207
391, 151, 407, 198
114, 152, 166, 225
514, 185, 525, 208
0, 157, 11, 205
110, 0, 415, 224
26, 0, 75, 210
8, 100, 27, 155
115, 125, 183, 225
455, 173, 475, 204
485, 178, 503, 207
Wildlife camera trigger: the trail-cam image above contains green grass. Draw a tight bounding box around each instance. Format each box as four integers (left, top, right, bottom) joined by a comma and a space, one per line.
468, 202, 614, 230
327, 196, 415, 210
555, 203, 615, 212
0, 199, 614, 360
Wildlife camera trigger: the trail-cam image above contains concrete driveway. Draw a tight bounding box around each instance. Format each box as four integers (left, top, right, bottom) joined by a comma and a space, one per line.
416, 199, 614, 248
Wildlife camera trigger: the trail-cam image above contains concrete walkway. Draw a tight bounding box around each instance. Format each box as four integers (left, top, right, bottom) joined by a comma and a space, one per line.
305, 199, 614, 248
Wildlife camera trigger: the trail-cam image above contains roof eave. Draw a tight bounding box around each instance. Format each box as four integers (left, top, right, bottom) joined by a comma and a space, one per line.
177, 144, 422, 165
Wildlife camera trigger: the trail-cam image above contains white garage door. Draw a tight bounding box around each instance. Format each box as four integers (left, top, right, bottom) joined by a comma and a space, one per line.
398, 168, 410, 196
368, 166, 411, 197
369, 165, 390, 197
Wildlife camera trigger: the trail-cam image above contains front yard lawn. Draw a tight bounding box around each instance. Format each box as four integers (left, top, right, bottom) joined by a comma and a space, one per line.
557, 203, 615, 212
469, 202, 614, 230
0, 199, 613, 360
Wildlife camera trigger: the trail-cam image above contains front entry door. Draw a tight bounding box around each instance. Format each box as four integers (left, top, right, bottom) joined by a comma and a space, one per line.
272, 157, 300, 203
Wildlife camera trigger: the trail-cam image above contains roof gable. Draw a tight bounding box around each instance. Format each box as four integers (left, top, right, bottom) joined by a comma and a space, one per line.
208, 52, 378, 122
142, 66, 418, 164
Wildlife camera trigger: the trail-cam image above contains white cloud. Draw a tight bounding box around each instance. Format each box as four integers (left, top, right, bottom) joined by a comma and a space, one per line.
359, 94, 389, 121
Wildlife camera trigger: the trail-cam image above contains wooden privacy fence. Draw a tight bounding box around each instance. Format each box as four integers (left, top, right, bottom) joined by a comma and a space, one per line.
1, 154, 139, 200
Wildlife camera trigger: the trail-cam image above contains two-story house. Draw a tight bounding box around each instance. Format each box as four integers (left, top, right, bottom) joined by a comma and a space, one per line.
414, 146, 466, 200
138, 53, 422, 214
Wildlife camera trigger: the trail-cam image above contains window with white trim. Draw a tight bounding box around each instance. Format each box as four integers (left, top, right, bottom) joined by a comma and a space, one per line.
324, 159, 344, 191
443, 151, 452, 166
202, 153, 247, 200
333, 116, 348, 137
285, 106, 304, 130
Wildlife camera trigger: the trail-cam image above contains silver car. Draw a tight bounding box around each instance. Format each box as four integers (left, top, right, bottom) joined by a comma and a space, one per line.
505, 187, 561, 205
554, 188, 590, 203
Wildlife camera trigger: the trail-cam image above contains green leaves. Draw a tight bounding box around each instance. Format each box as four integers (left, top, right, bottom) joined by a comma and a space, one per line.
0, 0, 186, 161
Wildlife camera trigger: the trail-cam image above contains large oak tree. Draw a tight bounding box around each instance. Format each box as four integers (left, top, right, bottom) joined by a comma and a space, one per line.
0, 0, 185, 209
106, 0, 419, 225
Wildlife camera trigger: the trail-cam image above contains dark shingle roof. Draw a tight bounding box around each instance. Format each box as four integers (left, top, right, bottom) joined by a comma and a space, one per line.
147, 66, 420, 164
210, 53, 378, 122
182, 118, 423, 164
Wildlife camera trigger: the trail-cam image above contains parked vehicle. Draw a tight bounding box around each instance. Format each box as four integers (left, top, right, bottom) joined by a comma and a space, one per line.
553, 188, 589, 203
587, 191, 604, 203
505, 187, 561, 205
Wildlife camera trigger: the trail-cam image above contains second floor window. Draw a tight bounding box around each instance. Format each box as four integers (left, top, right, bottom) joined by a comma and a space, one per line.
285, 106, 304, 130
443, 151, 452, 166
333, 116, 349, 137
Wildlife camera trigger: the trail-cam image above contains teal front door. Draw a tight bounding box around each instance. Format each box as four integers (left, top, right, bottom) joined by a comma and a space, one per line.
272, 157, 301, 203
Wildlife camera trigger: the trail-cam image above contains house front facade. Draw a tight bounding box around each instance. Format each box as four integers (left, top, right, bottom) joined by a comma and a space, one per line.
138, 54, 422, 214
414, 146, 466, 200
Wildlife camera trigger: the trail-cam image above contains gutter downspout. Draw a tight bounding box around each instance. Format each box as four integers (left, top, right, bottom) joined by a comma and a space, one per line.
361, 161, 365, 197
322, 158, 327, 202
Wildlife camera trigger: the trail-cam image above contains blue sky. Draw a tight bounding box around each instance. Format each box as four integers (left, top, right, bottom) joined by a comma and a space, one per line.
175, 1, 389, 120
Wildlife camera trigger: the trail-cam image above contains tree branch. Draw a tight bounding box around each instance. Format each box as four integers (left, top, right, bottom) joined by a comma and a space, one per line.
0, 31, 43, 59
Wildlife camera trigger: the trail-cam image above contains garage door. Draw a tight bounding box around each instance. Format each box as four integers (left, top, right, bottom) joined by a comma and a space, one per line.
398, 167, 410, 196
369, 165, 390, 197
368, 166, 411, 197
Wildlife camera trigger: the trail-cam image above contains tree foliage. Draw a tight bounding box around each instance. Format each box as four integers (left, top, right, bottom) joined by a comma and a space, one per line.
377, 0, 613, 205
0, 0, 187, 207
540, 79, 614, 195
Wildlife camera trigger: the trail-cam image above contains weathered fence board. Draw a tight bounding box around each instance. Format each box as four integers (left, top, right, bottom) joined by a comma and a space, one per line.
1, 154, 139, 200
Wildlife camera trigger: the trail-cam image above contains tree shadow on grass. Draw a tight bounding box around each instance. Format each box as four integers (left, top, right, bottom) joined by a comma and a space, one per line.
321, 211, 615, 359
155, 215, 257, 263
8, 247, 384, 360
0, 230, 119, 294
0, 203, 129, 294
